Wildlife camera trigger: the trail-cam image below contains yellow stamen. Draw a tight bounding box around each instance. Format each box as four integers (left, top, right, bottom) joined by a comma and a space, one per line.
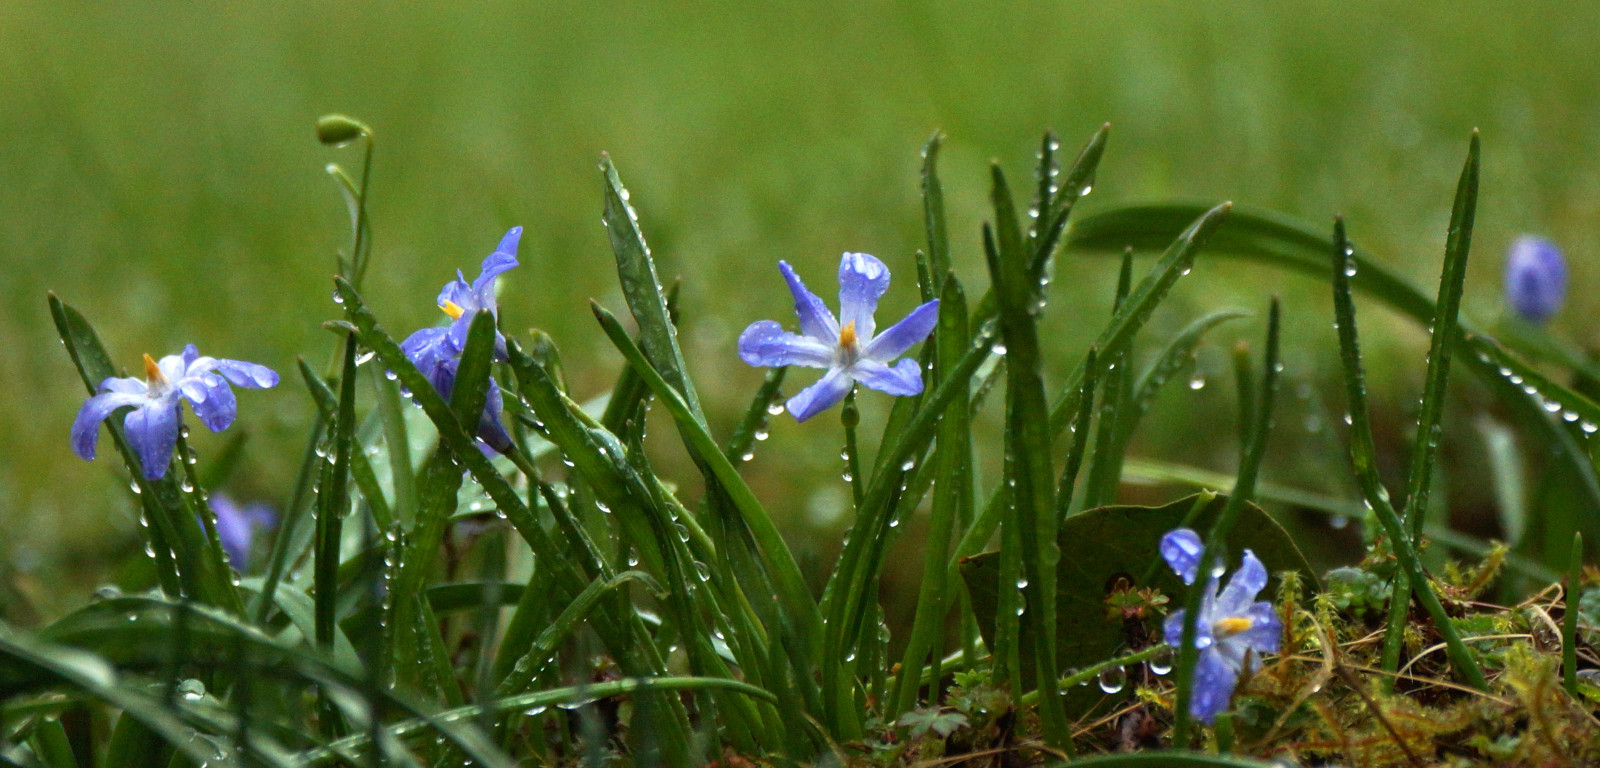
440, 300, 465, 320
1215, 617, 1254, 637
839, 321, 857, 349
143, 354, 166, 383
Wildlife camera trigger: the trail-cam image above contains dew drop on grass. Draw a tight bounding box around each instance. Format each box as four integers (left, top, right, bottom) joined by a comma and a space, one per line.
178, 678, 206, 702
900, 458, 916, 472
1148, 647, 1174, 676
1564, 410, 1581, 423
1188, 374, 1206, 390
1097, 666, 1126, 694
754, 429, 769, 441
1329, 515, 1349, 530
130, 480, 143, 495
1583, 421, 1598, 434
1015, 577, 1029, 589
766, 402, 785, 416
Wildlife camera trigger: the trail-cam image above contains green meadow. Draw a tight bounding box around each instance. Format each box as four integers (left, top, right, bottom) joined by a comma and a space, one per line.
4, 1, 1598, 609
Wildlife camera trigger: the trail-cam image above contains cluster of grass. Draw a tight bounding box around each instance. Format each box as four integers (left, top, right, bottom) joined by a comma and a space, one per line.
1, 116, 1596, 766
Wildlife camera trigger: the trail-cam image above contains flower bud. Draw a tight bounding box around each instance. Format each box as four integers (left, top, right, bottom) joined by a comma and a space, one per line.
1505, 235, 1566, 324
315, 114, 370, 146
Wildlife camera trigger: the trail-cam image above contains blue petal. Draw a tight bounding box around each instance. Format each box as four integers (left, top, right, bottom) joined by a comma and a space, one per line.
1162, 608, 1188, 648
1217, 549, 1269, 615
1161, 528, 1205, 585
98, 376, 148, 395
837, 252, 890, 339
210, 496, 255, 567
72, 392, 146, 460
779, 261, 838, 341
471, 226, 522, 295
182, 373, 238, 433
1235, 602, 1283, 654
182, 344, 201, 368
864, 299, 939, 361
124, 399, 182, 479
476, 379, 515, 453
851, 358, 923, 396
738, 320, 834, 369
1188, 648, 1241, 724
437, 272, 475, 312
785, 367, 853, 422
213, 359, 278, 389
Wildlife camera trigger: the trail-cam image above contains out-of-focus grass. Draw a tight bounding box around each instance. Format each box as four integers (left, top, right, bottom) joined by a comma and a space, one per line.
3, 1, 1599, 610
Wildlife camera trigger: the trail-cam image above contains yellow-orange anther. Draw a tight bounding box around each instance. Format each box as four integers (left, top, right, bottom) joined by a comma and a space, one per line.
839, 321, 858, 349
440, 300, 465, 320
143, 354, 166, 383
1214, 617, 1254, 637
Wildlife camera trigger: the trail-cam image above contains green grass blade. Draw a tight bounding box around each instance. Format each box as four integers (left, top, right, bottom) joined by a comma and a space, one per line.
315, 335, 359, 651
1403, 131, 1479, 539
1082, 250, 1136, 509
1327, 218, 1489, 692
600, 154, 704, 422
982, 164, 1070, 749
588, 301, 822, 654
921, 131, 950, 279
1065, 201, 1600, 534
889, 274, 970, 718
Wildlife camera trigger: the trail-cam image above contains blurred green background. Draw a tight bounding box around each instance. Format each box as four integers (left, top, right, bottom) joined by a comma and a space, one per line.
4, 1, 1599, 615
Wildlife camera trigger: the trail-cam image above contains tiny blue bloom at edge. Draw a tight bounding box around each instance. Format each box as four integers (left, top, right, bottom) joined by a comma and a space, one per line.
1504, 235, 1566, 324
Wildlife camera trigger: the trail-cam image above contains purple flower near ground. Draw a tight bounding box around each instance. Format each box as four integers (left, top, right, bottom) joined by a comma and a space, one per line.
209, 494, 275, 570
738, 252, 939, 421
71, 345, 278, 479
1504, 235, 1566, 324
1160, 527, 1282, 724
399, 227, 520, 450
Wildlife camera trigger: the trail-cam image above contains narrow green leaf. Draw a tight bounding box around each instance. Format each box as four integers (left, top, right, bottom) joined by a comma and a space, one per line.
984, 163, 1070, 749
600, 154, 703, 422
1404, 131, 1479, 540
315, 335, 359, 651
921, 131, 950, 280
1327, 218, 1489, 692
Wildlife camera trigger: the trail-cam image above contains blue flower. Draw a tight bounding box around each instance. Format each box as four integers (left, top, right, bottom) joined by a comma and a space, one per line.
71, 345, 279, 480
1505, 235, 1566, 324
738, 252, 939, 421
1160, 527, 1282, 724
399, 227, 520, 450
209, 494, 275, 570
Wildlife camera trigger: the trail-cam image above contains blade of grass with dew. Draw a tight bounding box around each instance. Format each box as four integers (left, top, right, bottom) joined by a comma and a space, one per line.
588, 303, 822, 649
1327, 217, 1489, 692
1120, 310, 1251, 446
300, 676, 776, 767
1082, 250, 1136, 509
1172, 298, 1280, 744
297, 359, 393, 529
1065, 202, 1600, 526
601, 154, 703, 422
333, 277, 695, 758
951, 203, 1231, 566
314, 335, 358, 653
889, 273, 970, 718
48, 293, 240, 614
1403, 130, 1478, 541
922, 131, 950, 279
982, 163, 1072, 749
0, 633, 291, 768
372, 372, 417, 527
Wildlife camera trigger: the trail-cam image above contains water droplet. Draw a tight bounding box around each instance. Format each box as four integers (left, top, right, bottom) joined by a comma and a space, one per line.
130, 480, 143, 495
1544, 398, 1564, 414
766, 402, 785, 416
740, 451, 755, 462
900, 458, 916, 472
1188, 374, 1206, 390
1329, 515, 1349, 530
627, 549, 640, 567
331, 290, 344, 305
1344, 262, 1358, 278
384, 369, 398, 381
1015, 577, 1029, 589
355, 350, 376, 365
524, 705, 548, 716
179, 478, 194, 493
1079, 184, 1093, 197
1582, 421, 1598, 434
1148, 647, 1174, 676
178, 678, 206, 702
675, 523, 690, 542
754, 429, 769, 442
841, 472, 853, 483
992, 343, 1008, 356
888, 517, 901, 528
1563, 410, 1581, 423
1343, 413, 1354, 426
1097, 666, 1126, 694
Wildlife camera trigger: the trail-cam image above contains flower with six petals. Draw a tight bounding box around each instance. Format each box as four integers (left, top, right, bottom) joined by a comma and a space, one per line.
738, 252, 939, 421
1160, 527, 1282, 724
399, 227, 521, 450
72, 345, 279, 479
